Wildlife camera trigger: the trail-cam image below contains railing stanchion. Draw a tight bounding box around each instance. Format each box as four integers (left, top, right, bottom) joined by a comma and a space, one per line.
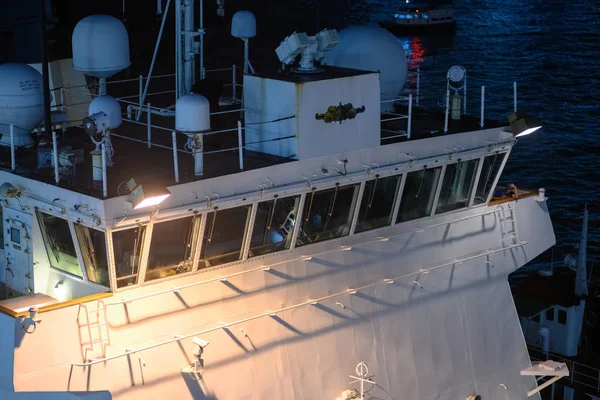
480, 86, 485, 128
52, 131, 59, 185
416, 68, 420, 106
514, 81, 518, 113
147, 102, 152, 148
172, 131, 180, 183
237, 120, 244, 170
407, 94, 412, 140
232, 64, 237, 101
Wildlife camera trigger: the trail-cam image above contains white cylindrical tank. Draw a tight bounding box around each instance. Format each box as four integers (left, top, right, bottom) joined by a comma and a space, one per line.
322, 26, 408, 112
88, 95, 122, 130
72, 15, 131, 78
175, 94, 211, 133
231, 11, 257, 39
0, 63, 44, 147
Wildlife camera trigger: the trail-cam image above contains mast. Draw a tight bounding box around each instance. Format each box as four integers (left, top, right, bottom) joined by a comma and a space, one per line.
575, 204, 588, 296
40, 0, 52, 139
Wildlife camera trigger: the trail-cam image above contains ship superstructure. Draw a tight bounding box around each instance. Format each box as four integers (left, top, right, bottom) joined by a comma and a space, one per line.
0, 2, 559, 399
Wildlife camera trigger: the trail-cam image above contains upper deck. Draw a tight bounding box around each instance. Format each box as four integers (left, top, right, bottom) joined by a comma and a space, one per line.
0, 65, 506, 201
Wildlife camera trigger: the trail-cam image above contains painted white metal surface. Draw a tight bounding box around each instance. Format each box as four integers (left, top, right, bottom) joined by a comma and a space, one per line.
0, 64, 44, 147
244, 72, 381, 159
72, 15, 131, 78
1, 195, 552, 399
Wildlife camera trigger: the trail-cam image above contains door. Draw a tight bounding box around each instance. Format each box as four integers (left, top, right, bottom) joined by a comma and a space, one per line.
2, 206, 33, 297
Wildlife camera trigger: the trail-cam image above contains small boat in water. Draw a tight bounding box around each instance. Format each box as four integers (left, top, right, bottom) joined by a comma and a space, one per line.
379, 1, 456, 36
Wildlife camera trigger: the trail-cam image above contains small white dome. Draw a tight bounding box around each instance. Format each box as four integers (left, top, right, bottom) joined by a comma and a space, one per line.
231, 11, 257, 39
176, 94, 210, 133
322, 26, 408, 112
72, 15, 131, 78
0, 63, 44, 147
88, 95, 122, 130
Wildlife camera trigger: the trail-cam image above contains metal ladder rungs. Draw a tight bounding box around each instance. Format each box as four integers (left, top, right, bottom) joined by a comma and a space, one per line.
89, 323, 107, 329
90, 338, 109, 345
87, 307, 105, 313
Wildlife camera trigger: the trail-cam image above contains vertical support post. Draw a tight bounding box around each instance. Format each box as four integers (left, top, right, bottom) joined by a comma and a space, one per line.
407, 94, 412, 140
232, 64, 237, 100
172, 131, 180, 183
183, 0, 194, 94
444, 89, 450, 133
52, 131, 59, 185
138, 75, 143, 112
40, 0, 52, 139
157, 0, 163, 14
175, 0, 181, 100
60, 86, 65, 112
513, 81, 517, 113
480, 86, 485, 128
243, 39, 249, 75
101, 141, 107, 198
463, 74, 467, 114
237, 120, 244, 170
147, 102, 152, 148
416, 68, 420, 106
199, 0, 205, 80
10, 123, 15, 172
99, 77, 107, 95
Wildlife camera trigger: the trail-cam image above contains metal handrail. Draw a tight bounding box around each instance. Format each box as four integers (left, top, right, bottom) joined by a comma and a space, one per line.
72, 240, 527, 367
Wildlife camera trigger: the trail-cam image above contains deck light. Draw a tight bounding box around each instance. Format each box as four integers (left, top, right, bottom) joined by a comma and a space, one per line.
508, 112, 542, 137
124, 179, 171, 210
54, 280, 64, 289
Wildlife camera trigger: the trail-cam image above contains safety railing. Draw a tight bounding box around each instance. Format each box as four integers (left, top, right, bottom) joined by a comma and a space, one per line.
528, 346, 600, 393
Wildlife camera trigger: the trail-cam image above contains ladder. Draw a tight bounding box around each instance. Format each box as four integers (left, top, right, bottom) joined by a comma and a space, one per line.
78, 299, 111, 361
499, 202, 520, 248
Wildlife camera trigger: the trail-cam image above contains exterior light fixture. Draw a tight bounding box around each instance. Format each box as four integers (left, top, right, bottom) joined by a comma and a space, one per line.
125, 179, 171, 210
54, 280, 64, 289
508, 111, 542, 138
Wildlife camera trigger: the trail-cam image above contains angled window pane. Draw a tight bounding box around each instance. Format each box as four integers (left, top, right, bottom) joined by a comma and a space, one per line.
36, 211, 82, 277
474, 153, 506, 205
436, 159, 480, 214
297, 183, 360, 246
112, 226, 147, 288
250, 195, 300, 257
74, 224, 110, 287
200, 205, 251, 268
146, 215, 201, 282
356, 175, 402, 233
396, 167, 442, 223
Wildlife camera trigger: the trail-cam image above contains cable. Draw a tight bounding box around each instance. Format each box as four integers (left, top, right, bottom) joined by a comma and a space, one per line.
244, 115, 295, 125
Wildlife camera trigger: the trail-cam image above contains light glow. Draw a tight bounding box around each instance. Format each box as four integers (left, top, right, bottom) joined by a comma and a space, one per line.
515, 126, 542, 137
134, 194, 171, 209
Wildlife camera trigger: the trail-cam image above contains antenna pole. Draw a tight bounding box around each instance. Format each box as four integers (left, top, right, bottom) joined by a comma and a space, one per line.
40, 0, 52, 139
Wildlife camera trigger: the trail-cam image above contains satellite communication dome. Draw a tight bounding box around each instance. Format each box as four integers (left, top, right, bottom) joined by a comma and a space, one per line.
176, 94, 210, 133
231, 11, 256, 39
88, 95, 122, 130
72, 15, 131, 78
0, 63, 44, 147
322, 26, 408, 112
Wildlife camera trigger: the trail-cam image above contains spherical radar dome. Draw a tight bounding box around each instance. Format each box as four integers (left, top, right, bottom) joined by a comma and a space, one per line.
322, 26, 407, 112
88, 95, 122, 130
176, 94, 211, 133
72, 15, 131, 78
231, 11, 256, 39
0, 63, 45, 147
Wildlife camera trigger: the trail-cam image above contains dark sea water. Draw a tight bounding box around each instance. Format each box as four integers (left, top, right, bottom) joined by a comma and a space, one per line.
225, 0, 600, 270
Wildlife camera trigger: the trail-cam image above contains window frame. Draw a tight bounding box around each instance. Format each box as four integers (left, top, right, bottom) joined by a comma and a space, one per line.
73, 221, 113, 290
107, 147, 513, 291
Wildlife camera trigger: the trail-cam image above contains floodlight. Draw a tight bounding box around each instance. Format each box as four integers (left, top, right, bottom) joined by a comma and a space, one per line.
192, 337, 209, 348
508, 111, 542, 137
128, 184, 171, 210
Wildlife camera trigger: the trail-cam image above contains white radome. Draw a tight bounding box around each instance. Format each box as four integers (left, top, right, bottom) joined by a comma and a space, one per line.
72, 15, 131, 78
0, 63, 45, 147
322, 26, 408, 112
176, 94, 211, 133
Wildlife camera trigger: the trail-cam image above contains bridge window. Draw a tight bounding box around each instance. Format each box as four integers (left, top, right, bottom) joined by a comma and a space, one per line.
145, 215, 201, 282
249, 195, 300, 258
356, 175, 402, 233
473, 153, 506, 205
36, 211, 82, 278
397, 167, 442, 223
74, 224, 110, 287
199, 205, 252, 268
112, 225, 147, 288
546, 308, 555, 322
297, 183, 360, 246
436, 159, 480, 214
